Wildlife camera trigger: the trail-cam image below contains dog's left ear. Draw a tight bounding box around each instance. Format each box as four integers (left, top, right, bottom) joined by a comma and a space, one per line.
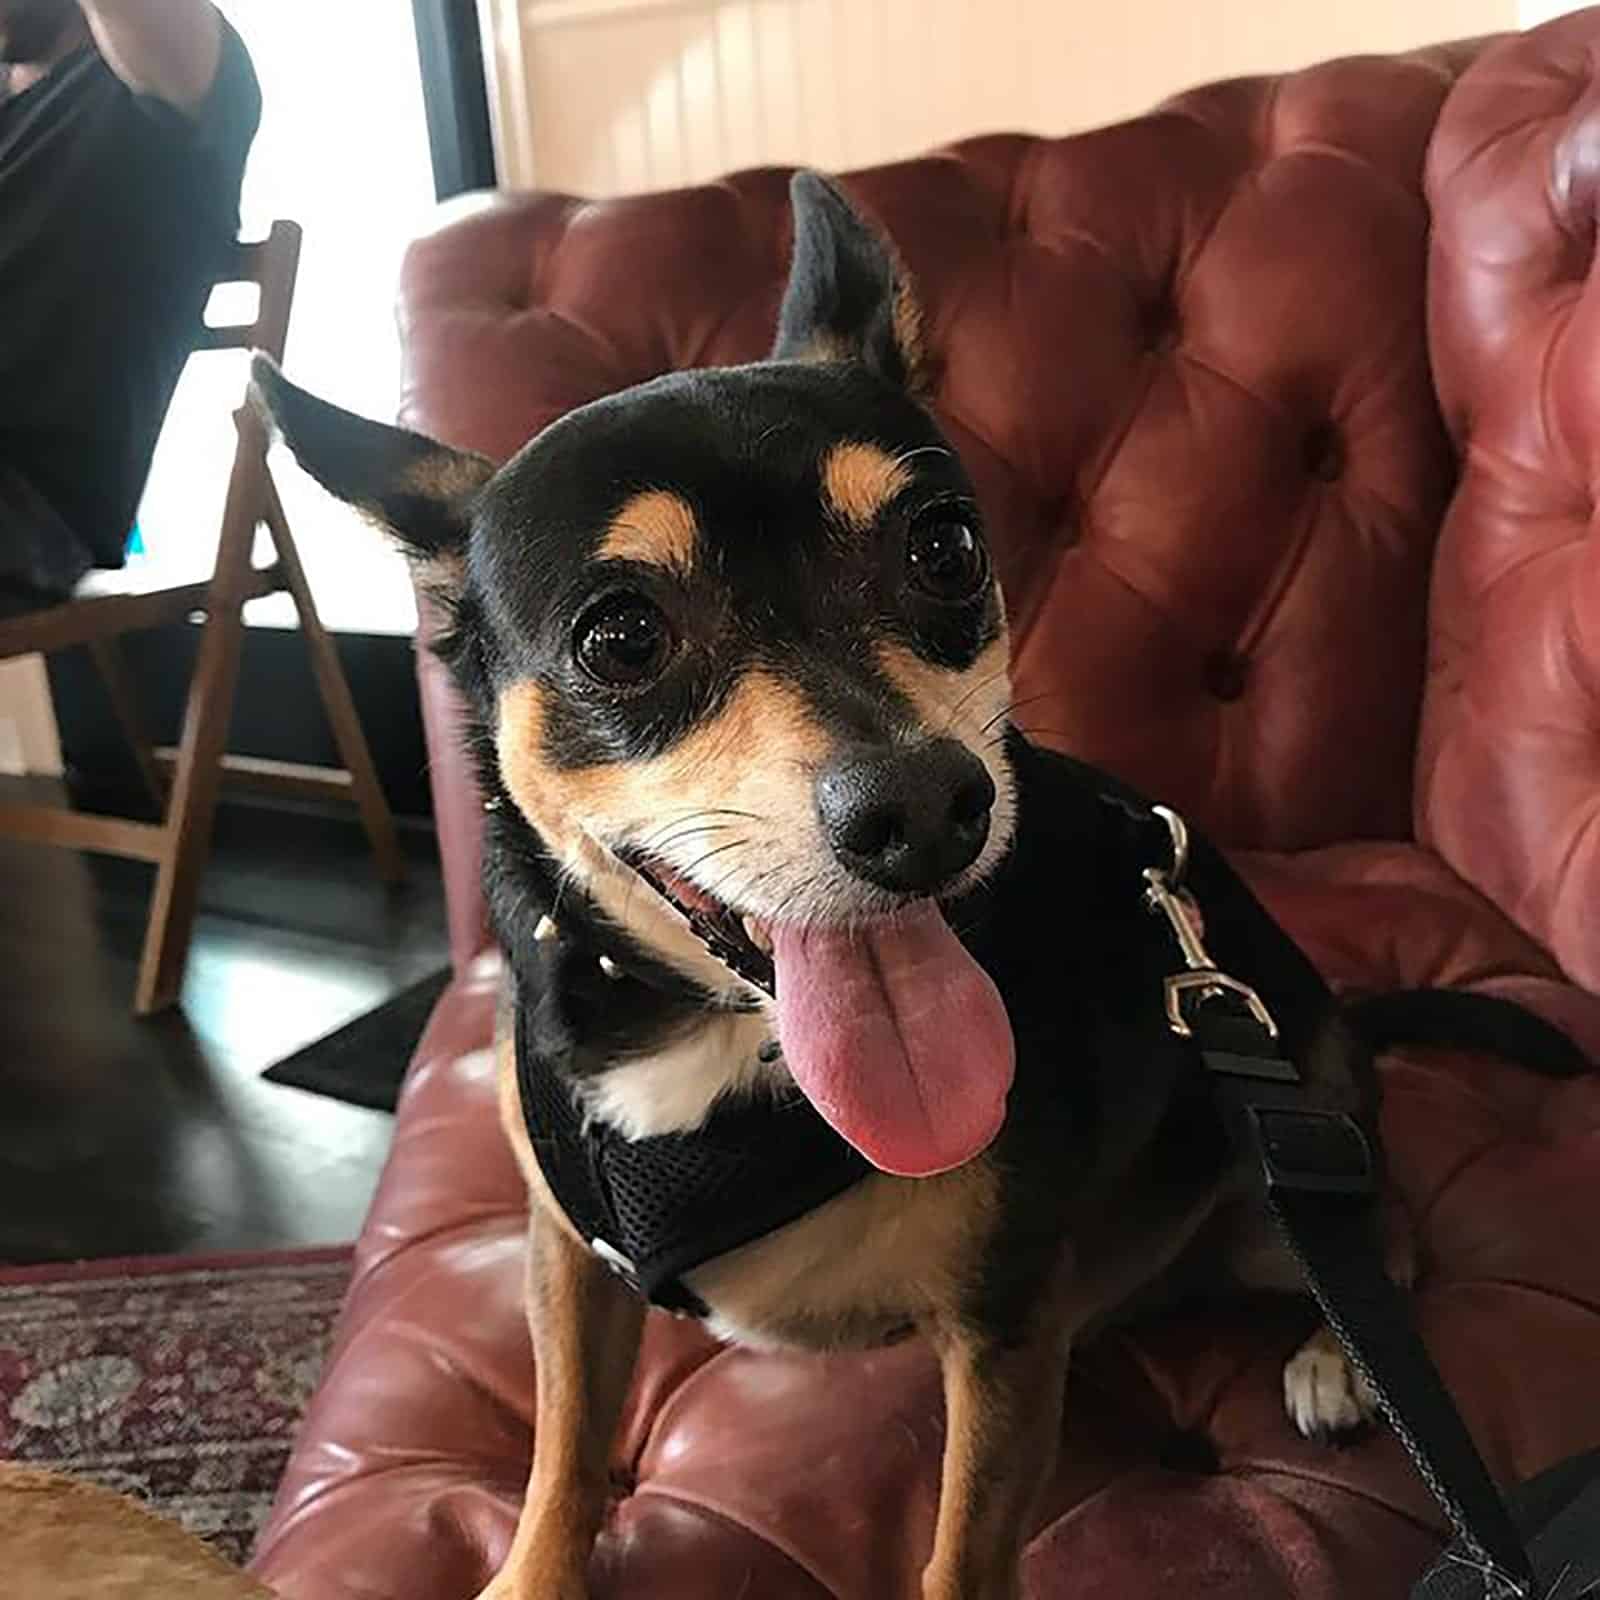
248, 355, 494, 587
772, 170, 928, 393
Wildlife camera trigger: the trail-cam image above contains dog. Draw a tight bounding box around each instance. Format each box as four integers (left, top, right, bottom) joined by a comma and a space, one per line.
250, 174, 1587, 1600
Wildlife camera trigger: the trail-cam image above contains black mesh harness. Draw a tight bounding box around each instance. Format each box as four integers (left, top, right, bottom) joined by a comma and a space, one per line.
516, 1008, 871, 1315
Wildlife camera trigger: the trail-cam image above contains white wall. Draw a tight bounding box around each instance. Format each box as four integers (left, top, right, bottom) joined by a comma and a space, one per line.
479, 0, 1519, 196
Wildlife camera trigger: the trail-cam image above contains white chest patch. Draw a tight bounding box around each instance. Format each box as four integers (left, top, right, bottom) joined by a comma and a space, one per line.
579, 1009, 786, 1139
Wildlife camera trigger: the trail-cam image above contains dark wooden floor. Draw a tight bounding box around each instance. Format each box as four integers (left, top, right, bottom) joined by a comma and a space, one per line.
0, 785, 448, 1266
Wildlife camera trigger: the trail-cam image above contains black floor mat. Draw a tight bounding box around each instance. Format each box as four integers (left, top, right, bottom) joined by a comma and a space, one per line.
262, 967, 452, 1112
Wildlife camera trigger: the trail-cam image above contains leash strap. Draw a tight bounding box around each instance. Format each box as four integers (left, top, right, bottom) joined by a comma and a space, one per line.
1120, 795, 1536, 1597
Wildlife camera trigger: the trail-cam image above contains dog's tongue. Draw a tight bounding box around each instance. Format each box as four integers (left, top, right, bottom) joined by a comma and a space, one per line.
771, 902, 1014, 1177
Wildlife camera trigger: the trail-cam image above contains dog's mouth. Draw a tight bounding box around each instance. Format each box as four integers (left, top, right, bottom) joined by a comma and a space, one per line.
619, 849, 777, 998
618, 847, 1015, 1179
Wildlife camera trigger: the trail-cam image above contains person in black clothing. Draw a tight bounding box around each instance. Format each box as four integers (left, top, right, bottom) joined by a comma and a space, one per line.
0, 0, 260, 616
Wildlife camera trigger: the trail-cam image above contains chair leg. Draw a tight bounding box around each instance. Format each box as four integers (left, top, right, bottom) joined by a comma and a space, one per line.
87, 636, 165, 813
133, 421, 263, 1016
260, 466, 405, 884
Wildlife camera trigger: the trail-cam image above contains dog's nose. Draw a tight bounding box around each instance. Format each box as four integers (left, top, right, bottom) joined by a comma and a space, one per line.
816, 738, 995, 894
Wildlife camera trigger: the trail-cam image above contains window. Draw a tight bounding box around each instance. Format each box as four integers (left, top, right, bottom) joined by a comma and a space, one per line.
134, 2, 437, 634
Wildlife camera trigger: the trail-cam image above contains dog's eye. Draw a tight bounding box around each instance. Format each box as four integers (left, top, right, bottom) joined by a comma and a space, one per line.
907, 513, 988, 604
575, 594, 675, 688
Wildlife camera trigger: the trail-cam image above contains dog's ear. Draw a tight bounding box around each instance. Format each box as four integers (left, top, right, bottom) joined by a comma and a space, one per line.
248, 355, 494, 582
772, 171, 927, 392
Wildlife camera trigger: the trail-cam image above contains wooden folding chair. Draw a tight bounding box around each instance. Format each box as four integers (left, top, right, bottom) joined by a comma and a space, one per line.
0, 220, 403, 1015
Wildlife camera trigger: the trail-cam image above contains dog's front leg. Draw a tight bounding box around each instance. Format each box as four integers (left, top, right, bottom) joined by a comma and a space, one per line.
477, 1207, 644, 1600
922, 1309, 1071, 1600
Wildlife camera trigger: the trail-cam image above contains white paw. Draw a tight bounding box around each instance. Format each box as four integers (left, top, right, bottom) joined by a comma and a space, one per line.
1283, 1327, 1380, 1442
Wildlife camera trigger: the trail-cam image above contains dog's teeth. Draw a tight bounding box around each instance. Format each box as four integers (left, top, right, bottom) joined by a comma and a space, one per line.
742, 916, 774, 956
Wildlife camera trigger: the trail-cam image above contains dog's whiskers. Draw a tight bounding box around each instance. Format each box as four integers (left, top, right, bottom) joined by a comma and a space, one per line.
891, 444, 952, 470
708, 857, 795, 922
939, 667, 1011, 738
752, 419, 794, 449
647, 821, 735, 858
546, 857, 583, 933
634, 807, 763, 851
619, 809, 768, 925
676, 838, 753, 885
979, 689, 1058, 737
760, 861, 893, 939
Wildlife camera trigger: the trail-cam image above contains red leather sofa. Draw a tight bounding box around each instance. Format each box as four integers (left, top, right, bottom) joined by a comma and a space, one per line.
253, 14, 1600, 1598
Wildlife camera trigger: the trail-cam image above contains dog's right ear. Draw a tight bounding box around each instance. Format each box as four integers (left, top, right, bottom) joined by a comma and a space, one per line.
249, 355, 494, 581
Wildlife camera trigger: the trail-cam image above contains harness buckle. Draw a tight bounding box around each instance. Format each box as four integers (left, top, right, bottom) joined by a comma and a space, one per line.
1144, 805, 1280, 1044
1245, 1107, 1377, 1197
1164, 968, 1281, 1041
590, 1237, 642, 1290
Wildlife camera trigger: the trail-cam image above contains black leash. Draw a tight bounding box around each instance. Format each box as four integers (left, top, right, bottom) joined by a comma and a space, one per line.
1123, 797, 1537, 1597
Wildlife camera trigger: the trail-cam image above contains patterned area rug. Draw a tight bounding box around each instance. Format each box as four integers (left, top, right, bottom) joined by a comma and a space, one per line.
0, 1248, 352, 1566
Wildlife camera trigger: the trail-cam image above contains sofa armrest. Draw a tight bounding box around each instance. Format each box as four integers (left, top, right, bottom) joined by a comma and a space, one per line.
413, 595, 490, 974
1421, 9, 1600, 992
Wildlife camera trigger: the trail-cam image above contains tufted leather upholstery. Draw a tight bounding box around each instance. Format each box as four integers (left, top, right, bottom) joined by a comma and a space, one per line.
1420, 25, 1600, 993
254, 16, 1600, 1600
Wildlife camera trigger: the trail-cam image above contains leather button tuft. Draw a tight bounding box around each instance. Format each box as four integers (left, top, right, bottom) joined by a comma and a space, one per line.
1157, 1428, 1220, 1474
1140, 297, 1180, 353
1204, 648, 1250, 702
1303, 422, 1345, 482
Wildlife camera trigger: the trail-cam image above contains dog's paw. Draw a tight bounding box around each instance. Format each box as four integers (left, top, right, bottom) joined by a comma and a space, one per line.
1283, 1325, 1380, 1443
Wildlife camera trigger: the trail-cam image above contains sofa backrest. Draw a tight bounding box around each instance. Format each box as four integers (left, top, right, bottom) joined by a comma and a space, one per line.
397, 24, 1594, 990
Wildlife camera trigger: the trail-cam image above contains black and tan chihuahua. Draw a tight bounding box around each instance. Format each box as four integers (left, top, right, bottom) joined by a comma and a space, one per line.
251, 175, 1584, 1600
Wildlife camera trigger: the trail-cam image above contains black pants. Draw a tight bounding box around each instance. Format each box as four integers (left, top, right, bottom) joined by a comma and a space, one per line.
0, 458, 92, 615
0, 579, 63, 619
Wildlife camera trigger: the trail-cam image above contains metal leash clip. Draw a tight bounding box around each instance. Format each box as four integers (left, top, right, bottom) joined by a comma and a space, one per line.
1143, 805, 1279, 1042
